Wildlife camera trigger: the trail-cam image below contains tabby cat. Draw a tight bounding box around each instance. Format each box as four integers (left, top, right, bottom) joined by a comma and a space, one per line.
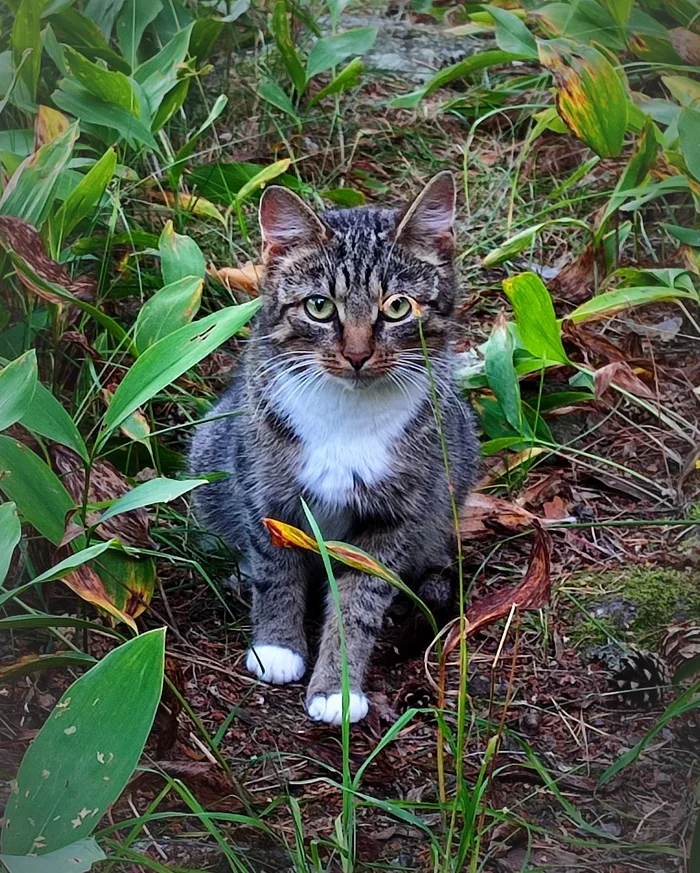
189, 172, 478, 724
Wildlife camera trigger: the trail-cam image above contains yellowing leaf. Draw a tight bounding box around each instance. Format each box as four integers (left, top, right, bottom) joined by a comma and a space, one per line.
34, 105, 70, 149
538, 38, 628, 158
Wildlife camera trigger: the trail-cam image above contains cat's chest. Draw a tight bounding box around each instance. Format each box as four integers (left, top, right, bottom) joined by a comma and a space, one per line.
273, 374, 425, 509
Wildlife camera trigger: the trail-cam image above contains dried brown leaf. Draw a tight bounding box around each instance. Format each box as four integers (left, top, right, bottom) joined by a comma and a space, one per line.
593, 361, 655, 400
208, 262, 262, 296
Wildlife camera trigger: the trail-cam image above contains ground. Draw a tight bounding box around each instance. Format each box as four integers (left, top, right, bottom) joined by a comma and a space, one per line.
1, 5, 699, 872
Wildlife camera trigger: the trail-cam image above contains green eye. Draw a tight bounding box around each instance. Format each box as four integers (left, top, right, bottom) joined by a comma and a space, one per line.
304, 296, 336, 322
381, 295, 414, 322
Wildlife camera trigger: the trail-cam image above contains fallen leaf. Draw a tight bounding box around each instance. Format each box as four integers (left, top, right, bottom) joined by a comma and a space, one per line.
0, 216, 95, 304
208, 262, 262, 296
593, 361, 655, 400
51, 446, 153, 549
445, 524, 552, 655
550, 244, 604, 304
562, 319, 629, 365
460, 492, 544, 537
60, 331, 102, 360
670, 27, 700, 66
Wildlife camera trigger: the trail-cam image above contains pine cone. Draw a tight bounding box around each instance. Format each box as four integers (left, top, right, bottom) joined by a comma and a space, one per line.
609, 649, 670, 708
660, 622, 700, 680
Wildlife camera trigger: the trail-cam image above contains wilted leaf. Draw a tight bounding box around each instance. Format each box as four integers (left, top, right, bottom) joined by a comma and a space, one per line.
669, 27, 700, 65
538, 38, 627, 158
0, 652, 96, 685
61, 563, 138, 630
208, 262, 262, 295
459, 492, 564, 538
34, 105, 70, 149
90, 550, 156, 626
51, 446, 153, 549
262, 517, 403, 587
158, 191, 227, 225
445, 524, 552, 655
593, 361, 655, 400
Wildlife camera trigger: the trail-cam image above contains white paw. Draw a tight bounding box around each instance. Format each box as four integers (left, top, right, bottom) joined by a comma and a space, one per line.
246, 645, 306, 685
306, 691, 369, 725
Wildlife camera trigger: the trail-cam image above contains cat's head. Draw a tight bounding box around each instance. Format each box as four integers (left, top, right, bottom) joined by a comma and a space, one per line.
257, 172, 458, 387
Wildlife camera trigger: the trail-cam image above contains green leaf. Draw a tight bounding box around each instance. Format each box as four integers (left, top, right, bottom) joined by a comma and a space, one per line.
538, 38, 628, 158
0, 435, 73, 545
52, 146, 116, 240
169, 93, 228, 187
0, 502, 21, 586
568, 285, 697, 323
116, 0, 163, 69
308, 56, 364, 106
306, 27, 377, 79
0, 123, 79, 227
51, 81, 157, 150
482, 218, 590, 267
12, 0, 41, 105
134, 276, 204, 351
236, 159, 292, 204
258, 79, 300, 122
662, 75, 700, 107
0, 614, 123, 635
0, 651, 96, 684
189, 161, 303, 206
679, 106, 700, 183
1, 628, 166, 855
85, 0, 127, 38
483, 313, 524, 434
503, 272, 569, 364
19, 381, 88, 461
100, 299, 261, 443
151, 78, 190, 132
97, 477, 207, 524
627, 10, 685, 65
0, 349, 37, 432
49, 8, 131, 73
598, 0, 634, 28
321, 187, 365, 207
487, 6, 538, 59
133, 22, 194, 117
271, 0, 307, 96
660, 223, 700, 246
158, 219, 206, 284
1, 837, 105, 873
62, 46, 138, 114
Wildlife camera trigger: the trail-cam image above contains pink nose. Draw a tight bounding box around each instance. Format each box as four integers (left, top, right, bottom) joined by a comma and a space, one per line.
343, 349, 372, 371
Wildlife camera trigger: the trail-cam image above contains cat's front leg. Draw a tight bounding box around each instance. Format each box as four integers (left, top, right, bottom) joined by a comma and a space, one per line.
306, 570, 394, 724
245, 533, 309, 686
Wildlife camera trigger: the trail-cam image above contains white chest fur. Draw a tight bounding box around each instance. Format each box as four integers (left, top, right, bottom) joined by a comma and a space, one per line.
272, 372, 426, 511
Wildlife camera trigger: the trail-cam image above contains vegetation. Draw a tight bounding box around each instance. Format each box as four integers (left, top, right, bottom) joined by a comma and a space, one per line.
0, 0, 699, 870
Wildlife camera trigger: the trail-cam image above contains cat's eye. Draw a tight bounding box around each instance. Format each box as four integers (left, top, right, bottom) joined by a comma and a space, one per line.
304, 296, 336, 322
381, 295, 415, 322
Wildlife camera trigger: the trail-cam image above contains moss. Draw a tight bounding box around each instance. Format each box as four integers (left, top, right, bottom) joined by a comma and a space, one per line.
567, 567, 700, 649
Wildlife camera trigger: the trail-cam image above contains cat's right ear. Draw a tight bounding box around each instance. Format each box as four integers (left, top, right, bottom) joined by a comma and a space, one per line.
259, 186, 330, 257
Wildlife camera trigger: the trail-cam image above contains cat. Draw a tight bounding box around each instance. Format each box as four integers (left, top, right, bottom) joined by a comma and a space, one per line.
189, 171, 478, 725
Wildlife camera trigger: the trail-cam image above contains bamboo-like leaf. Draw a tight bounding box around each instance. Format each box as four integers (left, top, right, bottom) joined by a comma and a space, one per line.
567, 285, 697, 323
482, 218, 590, 267
306, 27, 377, 79
308, 57, 364, 106
236, 159, 292, 205
503, 272, 569, 364
12, 0, 41, 104
0, 652, 97, 685
169, 94, 228, 187
538, 38, 628, 158
679, 106, 700, 182
134, 277, 203, 351
158, 220, 206, 284
116, 0, 163, 70
97, 477, 207, 524
62, 46, 138, 113
0, 502, 21, 586
132, 22, 194, 116
19, 381, 89, 462
271, 0, 306, 96
52, 147, 117, 240
1, 629, 166, 855
258, 79, 300, 121
0, 837, 106, 873
0, 349, 37, 432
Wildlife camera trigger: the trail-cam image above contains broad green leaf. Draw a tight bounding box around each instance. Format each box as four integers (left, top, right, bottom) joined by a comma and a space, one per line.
116, 0, 163, 69
100, 298, 261, 442
483, 312, 524, 434
0, 435, 73, 545
236, 159, 292, 204
12, 0, 41, 104
487, 6, 538, 59
532, 1, 625, 51
306, 27, 377, 79
51, 81, 157, 150
598, 0, 633, 28
134, 276, 204, 351
151, 78, 189, 132
662, 75, 700, 106
62, 46, 137, 114
97, 477, 207, 524
538, 38, 627, 158
158, 220, 205, 284
503, 272, 569, 364
169, 93, 228, 187
271, 0, 306, 96
1, 628, 166, 855
308, 57, 364, 107
133, 22, 194, 116
0, 837, 106, 873
0, 502, 21, 586
189, 161, 302, 206
0, 130, 33, 156
627, 10, 685, 65
48, 8, 131, 74
0, 349, 37, 431
568, 285, 697, 323
482, 218, 590, 267
321, 187, 365, 207
258, 79, 300, 121
679, 107, 700, 182
388, 50, 524, 109
660, 223, 700, 246
0, 123, 79, 227
19, 381, 88, 462
85, 0, 127, 38
52, 146, 116, 240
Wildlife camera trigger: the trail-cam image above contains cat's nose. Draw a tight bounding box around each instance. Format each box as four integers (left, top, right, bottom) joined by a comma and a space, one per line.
343, 350, 372, 371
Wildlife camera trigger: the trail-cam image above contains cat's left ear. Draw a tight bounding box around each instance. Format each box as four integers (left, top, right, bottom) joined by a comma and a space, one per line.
394, 171, 456, 260
259, 186, 330, 257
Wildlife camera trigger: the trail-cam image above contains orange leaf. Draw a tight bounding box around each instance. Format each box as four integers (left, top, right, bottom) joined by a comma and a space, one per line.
62, 564, 138, 632
34, 105, 71, 150
208, 262, 262, 296
445, 524, 552, 655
